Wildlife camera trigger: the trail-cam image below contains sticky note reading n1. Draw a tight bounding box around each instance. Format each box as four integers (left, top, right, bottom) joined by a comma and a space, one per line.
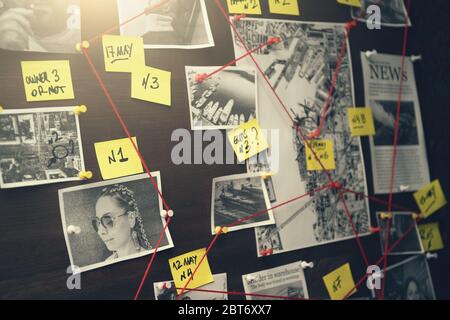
305, 139, 336, 171
419, 222, 444, 252
131, 66, 171, 106
21, 60, 74, 102
268, 0, 300, 16
323, 263, 356, 300
102, 35, 145, 72
348, 107, 375, 136
413, 180, 447, 218
169, 248, 214, 294
228, 119, 269, 162
94, 137, 143, 180
226, 0, 262, 14
336, 0, 361, 7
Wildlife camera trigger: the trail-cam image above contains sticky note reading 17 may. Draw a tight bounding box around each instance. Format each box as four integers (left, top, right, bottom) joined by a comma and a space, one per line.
268, 0, 300, 16
413, 180, 447, 218
169, 248, 214, 294
131, 66, 171, 106
228, 119, 269, 162
419, 222, 444, 252
323, 263, 357, 300
102, 35, 145, 73
226, 0, 262, 14
305, 139, 336, 171
94, 137, 143, 180
336, 0, 361, 7
348, 107, 376, 136
21, 60, 74, 102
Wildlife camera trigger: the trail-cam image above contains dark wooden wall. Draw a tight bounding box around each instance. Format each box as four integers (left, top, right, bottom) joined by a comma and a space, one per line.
0, 0, 448, 300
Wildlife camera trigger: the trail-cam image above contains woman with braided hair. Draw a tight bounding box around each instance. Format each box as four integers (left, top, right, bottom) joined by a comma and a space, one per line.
93, 184, 152, 261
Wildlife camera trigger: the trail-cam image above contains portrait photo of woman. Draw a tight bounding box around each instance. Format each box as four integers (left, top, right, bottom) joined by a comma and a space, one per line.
59, 173, 173, 273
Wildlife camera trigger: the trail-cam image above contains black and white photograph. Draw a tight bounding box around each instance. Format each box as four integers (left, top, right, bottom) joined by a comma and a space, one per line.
371, 100, 419, 146
232, 18, 371, 255
185, 66, 258, 130
58, 173, 174, 273
247, 150, 277, 203
211, 173, 275, 234
154, 273, 228, 300
0, 107, 85, 188
382, 255, 436, 300
376, 212, 424, 255
117, 0, 214, 49
351, 0, 411, 27
242, 261, 309, 300
0, 0, 81, 53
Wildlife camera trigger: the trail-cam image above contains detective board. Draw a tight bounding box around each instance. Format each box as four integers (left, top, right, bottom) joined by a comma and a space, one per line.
0, 0, 448, 300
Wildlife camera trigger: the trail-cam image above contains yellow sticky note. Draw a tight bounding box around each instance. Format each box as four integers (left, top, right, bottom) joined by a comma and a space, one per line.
323, 263, 357, 300
305, 139, 336, 171
348, 107, 375, 136
337, 0, 361, 7
419, 223, 444, 252
226, 0, 262, 14
94, 137, 143, 180
414, 180, 447, 218
227, 119, 269, 162
102, 35, 145, 72
268, 0, 300, 16
169, 248, 214, 294
131, 66, 171, 106
21, 60, 74, 102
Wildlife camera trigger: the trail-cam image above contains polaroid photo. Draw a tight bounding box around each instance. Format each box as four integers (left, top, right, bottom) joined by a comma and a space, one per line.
211, 173, 275, 235
381, 255, 436, 300
58, 173, 174, 273
0, 0, 81, 53
0, 107, 85, 189
376, 212, 424, 255
117, 0, 214, 49
351, 0, 411, 27
154, 273, 228, 300
185, 66, 258, 130
242, 261, 309, 300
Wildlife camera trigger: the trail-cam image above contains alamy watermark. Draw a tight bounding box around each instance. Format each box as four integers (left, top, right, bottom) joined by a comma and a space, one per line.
66, 265, 81, 290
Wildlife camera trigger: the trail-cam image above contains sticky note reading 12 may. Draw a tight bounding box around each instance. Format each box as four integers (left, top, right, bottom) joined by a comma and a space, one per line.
226, 0, 262, 14
228, 119, 269, 162
305, 139, 336, 171
268, 0, 300, 16
419, 222, 444, 252
413, 180, 447, 218
169, 248, 214, 294
131, 66, 171, 106
323, 263, 357, 300
21, 60, 74, 102
348, 107, 376, 136
336, 0, 361, 7
102, 35, 145, 73
94, 137, 143, 180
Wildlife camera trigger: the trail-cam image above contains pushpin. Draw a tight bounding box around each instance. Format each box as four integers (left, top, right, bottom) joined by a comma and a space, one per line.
412, 213, 423, 221
411, 55, 422, 62
345, 20, 358, 32
370, 226, 381, 234
267, 37, 281, 45
233, 14, 246, 22
73, 105, 87, 115
79, 171, 93, 180
0, 106, 3, 113
259, 248, 273, 256
245, 275, 256, 283
160, 210, 174, 218
379, 212, 393, 220
426, 252, 438, 260
76, 40, 90, 52
195, 73, 208, 83
157, 282, 172, 291
307, 128, 321, 139
67, 225, 81, 235
214, 226, 229, 235
329, 181, 342, 190
365, 50, 378, 59
399, 185, 410, 192
300, 261, 314, 269
262, 172, 273, 180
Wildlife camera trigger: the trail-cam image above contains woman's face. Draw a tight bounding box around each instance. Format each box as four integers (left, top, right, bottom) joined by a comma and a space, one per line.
95, 196, 132, 252
405, 280, 421, 300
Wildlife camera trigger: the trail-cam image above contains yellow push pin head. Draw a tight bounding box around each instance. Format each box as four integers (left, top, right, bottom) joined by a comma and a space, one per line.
214, 226, 222, 235
412, 213, 423, 221
82, 40, 90, 49
380, 212, 393, 220
74, 105, 87, 115
79, 171, 93, 180
0, 106, 3, 113
262, 172, 273, 180
222, 227, 229, 234
75, 43, 81, 52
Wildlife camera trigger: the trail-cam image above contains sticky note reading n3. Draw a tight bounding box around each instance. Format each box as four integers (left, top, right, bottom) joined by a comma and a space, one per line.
102, 35, 145, 73
323, 263, 357, 300
226, 0, 262, 14
268, 0, 300, 16
227, 119, 269, 162
418, 222, 444, 252
413, 180, 447, 218
169, 248, 214, 294
21, 60, 74, 102
131, 66, 171, 106
305, 139, 336, 171
348, 107, 376, 136
336, 0, 362, 7
94, 137, 144, 180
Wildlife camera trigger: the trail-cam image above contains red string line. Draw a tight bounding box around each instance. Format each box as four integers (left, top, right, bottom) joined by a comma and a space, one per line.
87, 0, 173, 44
341, 188, 414, 212
175, 287, 312, 300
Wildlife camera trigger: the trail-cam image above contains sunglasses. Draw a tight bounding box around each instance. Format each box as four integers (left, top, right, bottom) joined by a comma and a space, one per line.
92, 212, 127, 233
